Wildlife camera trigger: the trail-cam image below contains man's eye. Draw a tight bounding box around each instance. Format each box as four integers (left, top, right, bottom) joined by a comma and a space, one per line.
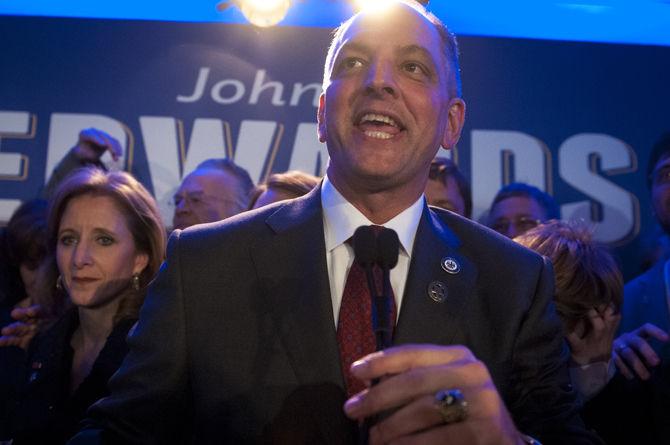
403, 62, 425, 74
343, 58, 363, 70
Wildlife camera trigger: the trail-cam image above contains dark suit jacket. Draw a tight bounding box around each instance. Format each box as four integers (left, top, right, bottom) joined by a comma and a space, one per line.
72, 187, 597, 444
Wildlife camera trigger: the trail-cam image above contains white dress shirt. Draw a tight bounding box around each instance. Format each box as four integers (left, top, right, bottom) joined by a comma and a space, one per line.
321, 175, 424, 327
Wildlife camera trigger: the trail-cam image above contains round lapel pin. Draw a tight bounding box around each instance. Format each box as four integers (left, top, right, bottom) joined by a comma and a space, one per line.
428, 280, 447, 303
441, 256, 460, 274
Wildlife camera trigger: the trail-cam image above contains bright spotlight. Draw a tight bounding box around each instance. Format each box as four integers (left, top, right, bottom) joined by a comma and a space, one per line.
352, 0, 397, 12
238, 0, 291, 27
353, 0, 429, 11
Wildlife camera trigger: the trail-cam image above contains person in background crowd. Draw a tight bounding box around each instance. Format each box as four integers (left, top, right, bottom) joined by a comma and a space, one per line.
0, 167, 166, 444
582, 132, 670, 443
616, 132, 670, 379
424, 156, 472, 218
0, 199, 49, 329
0, 199, 49, 436
71, 2, 598, 443
172, 158, 254, 230
515, 221, 622, 402
248, 170, 320, 210
487, 182, 560, 238
42, 128, 124, 199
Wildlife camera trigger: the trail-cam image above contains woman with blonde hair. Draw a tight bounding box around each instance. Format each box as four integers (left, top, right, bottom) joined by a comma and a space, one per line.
1, 167, 165, 444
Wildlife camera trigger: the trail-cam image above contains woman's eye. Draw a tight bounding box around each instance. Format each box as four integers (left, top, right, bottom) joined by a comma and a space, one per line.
59, 235, 76, 246
97, 236, 115, 246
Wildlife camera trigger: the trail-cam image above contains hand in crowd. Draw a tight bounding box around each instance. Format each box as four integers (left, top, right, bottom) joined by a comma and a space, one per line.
72, 128, 122, 163
613, 323, 669, 380
0, 304, 44, 350
344, 344, 523, 445
567, 305, 621, 366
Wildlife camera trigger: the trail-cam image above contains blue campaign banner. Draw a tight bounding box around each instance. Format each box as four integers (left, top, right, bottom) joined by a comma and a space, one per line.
1, 15, 669, 280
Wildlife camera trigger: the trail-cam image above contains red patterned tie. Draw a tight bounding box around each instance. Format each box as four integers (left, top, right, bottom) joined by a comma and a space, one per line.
337, 226, 397, 397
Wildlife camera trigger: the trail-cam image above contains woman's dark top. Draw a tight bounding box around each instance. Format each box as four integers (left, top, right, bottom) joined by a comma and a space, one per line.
1, 307, 135, 444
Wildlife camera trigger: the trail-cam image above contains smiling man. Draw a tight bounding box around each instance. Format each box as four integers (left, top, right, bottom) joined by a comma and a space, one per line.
71, 2, 598, 444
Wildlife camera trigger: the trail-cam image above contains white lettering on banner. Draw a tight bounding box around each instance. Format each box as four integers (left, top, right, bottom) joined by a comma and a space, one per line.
0, 111, 31, 178
176, 66, 321, 107
46, 114, 128, 182
288, 123, 329, 176
211, 78, 246, 105
471, 130, 551, 220
249, 70, 285, 106
559, 133, 638, 244
233, 120, 282, 183
0, 110, 33, 217
176, 67, 210, 103
0, 111, 642, 246
182, 119, 231, 175
141, 116, 188, 226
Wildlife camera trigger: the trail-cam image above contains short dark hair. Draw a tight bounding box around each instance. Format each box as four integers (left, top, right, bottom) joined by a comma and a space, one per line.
491, 182, 560, 220
429, 157, 472, 218
646, 132, 670, 189
323, 0, 462, 98
6, 199, 48, 270
248, 170, 320, 209
196, 158, 255, 209
1, 199, 48, 307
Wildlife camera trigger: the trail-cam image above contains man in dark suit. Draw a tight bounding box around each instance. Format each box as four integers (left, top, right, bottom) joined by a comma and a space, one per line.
71, 2, 598, 444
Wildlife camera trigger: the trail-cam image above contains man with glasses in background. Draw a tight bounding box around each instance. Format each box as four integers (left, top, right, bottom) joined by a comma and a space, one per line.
487, 182, 560, 238
172, 158, 254, 230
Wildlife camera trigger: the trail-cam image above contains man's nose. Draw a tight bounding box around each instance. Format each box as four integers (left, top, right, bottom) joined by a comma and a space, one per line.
365, 60, 397, 97
175, 199, 190, 214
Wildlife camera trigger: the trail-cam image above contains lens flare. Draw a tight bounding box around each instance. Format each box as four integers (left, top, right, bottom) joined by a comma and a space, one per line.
238, 0, 291, 27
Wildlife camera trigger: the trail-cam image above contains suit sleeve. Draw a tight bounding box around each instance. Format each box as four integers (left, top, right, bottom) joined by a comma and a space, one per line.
70, 231, 193, 444
509, 256, 603, 445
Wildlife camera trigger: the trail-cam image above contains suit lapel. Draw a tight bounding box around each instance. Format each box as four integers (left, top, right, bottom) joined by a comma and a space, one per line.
250, 187, 353, 443
395, 207, 477, 345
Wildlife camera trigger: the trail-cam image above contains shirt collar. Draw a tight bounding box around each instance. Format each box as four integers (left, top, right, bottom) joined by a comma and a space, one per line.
321, 175, 424, 257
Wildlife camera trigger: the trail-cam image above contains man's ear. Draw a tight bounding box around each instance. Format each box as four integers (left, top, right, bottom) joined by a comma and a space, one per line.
441, 98, 466, 150
317, 93, 327, 143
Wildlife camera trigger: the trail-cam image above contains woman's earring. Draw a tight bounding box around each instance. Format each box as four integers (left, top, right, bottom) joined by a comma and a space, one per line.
56, 275, 63, 291
132, 274, 140, 291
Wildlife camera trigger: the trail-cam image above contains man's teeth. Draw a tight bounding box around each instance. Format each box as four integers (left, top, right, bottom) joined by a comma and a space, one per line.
359, 113, 398, 127
364, 131, 393, 139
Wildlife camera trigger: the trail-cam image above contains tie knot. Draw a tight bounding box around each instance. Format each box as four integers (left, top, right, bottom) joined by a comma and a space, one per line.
370, 225, 385, 236
345, 225, 385, 247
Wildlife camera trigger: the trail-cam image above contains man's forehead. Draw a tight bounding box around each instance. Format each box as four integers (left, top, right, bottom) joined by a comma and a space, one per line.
325, 3, 447, 83
337, 4, 441, 49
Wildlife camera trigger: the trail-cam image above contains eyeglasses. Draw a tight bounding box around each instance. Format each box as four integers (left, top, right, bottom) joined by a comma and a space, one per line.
171, 192, 238, 209
490, 216, 541, 235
